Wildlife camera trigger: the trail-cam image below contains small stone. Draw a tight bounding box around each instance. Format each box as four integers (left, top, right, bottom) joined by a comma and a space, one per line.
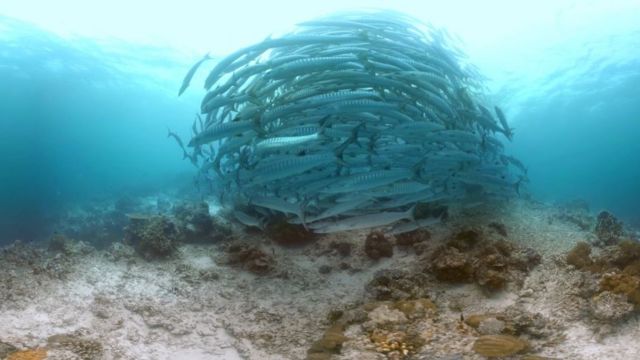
520, 288, 535, 297
318, 265, 332, 274
478, 318, 506, 335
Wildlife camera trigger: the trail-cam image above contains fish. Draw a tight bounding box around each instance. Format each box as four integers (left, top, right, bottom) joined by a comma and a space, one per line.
188, 120, 257, 147
178, 53, 211, 96
494, 106, 514, 140
233, 210, 265, 229
177, 11, 526, 233
309, 206, 415, 233
386, 216, 442, 235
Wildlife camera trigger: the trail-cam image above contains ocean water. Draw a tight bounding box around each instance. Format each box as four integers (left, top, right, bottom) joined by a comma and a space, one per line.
0, 1, 639, 245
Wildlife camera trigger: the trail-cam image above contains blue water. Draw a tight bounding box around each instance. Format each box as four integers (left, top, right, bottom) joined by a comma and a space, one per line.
0, 16, 194, 242
1, 3, 639, 244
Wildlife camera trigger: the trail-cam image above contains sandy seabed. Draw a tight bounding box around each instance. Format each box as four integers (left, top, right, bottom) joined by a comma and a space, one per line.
1, 198, 639, 360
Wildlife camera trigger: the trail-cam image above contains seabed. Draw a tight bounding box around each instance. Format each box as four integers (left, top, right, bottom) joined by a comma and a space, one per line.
1, 196, 639, 360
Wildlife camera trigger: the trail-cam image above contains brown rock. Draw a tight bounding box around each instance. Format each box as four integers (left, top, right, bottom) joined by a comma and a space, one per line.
227, 244, 275, 275
431, 247, 473, 283
265, 218, 315, 246
365, 231, 393, 260
395, 229, 431, 247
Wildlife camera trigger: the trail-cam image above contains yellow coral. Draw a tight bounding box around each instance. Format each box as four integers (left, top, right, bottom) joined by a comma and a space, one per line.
370, 329, 415, 358
6, 348, 47, 360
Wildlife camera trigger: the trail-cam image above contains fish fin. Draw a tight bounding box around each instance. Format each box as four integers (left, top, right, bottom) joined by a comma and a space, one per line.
406, 205, 416, 222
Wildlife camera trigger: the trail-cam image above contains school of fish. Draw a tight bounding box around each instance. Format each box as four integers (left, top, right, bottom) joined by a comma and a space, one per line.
176, 11, 527, 234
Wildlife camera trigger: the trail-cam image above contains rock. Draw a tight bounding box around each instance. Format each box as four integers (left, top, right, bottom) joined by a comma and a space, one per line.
590, 291, 634, 322
367, 305, 408, 325
48, 233, 71, 253
226, 243, 275, 275
431, 247, 473, 283
364, 231, 393, 260
329, 241, 352, 257
488, 222, 508, 237
566, 242, 594, 270
365, 269, 431, 300
595, 211, 625, 246
124, 215, 177, 259
464, 314, 498, 329
318, 265, 332, 274
391, 298, 437, 319
472, 335, 528, 358
307, 324, 347, 359
600, 272, 640, 305
429, 229, 540, 290
265, 218, 315, 246
395, 229, 431, 247
173, 201, 224, 243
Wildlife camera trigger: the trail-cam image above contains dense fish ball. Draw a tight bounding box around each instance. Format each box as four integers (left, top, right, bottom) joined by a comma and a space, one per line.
178, 10, 526, 233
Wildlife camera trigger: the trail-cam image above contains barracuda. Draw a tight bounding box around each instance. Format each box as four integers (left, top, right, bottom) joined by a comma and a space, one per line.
176, 10, 526, 234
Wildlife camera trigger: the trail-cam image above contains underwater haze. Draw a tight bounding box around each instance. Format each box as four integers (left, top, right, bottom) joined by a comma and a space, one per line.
1, 0, 639, 244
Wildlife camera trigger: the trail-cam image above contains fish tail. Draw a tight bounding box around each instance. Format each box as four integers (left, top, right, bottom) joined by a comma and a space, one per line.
406, 205, 416, 222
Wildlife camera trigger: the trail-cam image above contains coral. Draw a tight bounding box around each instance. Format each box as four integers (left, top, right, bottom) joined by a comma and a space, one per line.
226, 243, 275, 275
264, 217, 315, 246
595, 211, 625, 246
5, 348, 47, 360
600, 273, 640, 306
565, 241, 594, 270
173, 201, 231, 243
565, 240, 640, 324
306, 323, 347, 359
428, 229, 540, 290
390, 298, 436, 319
431, 247, 473, 283
488, 222, 508, 237
464, 307, 557, 339
364, 231, 393, 260
366, 269, 431, 301
124, 215, 177, 259
472, 335, 529, 358
48, 233, 71, 253
610, 240, 640, 271
590, 291, 635, 322
360, 302, 428, 359
394, 229, 431, 247
0, 240, 43, 267
329, 241, 352, 257
369, 329, 416, 358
